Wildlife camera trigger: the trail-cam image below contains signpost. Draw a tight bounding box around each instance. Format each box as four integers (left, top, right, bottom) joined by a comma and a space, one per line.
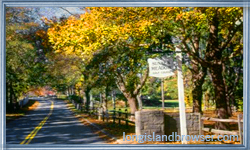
176, 46, 187, 144
147, 46, 187, 144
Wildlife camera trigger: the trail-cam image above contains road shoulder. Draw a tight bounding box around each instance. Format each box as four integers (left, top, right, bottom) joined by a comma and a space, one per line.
6, 100, 40, 124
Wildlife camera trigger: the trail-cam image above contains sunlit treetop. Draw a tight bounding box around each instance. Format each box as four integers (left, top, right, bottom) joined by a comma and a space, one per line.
47, 7, 176, 62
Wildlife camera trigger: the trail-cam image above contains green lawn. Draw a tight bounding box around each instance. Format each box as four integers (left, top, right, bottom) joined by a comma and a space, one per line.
159, 99, 179, 107
57, 95, 67, 100
107, 100, 179, 112
159, 99, 179, 103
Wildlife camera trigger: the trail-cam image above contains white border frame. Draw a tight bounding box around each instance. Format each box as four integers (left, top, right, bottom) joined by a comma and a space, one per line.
0, 1, 249, 150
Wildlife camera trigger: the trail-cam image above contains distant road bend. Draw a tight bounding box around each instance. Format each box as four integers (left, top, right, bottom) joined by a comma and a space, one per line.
6, 97, 104, 144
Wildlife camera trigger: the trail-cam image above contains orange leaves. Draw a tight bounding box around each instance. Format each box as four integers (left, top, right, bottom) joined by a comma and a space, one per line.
176, 13, 183, 21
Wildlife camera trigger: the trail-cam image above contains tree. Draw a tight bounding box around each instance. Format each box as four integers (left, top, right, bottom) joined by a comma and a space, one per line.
46, 7, 243, 121
6, 7, 42, 110
47, 7, 155, 114
166, 7, 243, 129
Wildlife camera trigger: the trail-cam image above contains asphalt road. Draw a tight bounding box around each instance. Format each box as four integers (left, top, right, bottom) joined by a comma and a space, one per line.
6, 97, 104, 144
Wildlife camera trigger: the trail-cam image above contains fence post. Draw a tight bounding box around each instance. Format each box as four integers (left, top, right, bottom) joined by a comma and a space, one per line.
102, 110, 105, 122
95, 107, 97, 118
88, 106, 91, 116
95, 107, 98, 119
91, 107, 93, 116
98, 108, 101, 120
106, 110, 109, 122
199, 113, 204, 135
125, 109, 128, 128
113, 109, 116, 124
238, 114, 243, 144
119, 109, 121, 125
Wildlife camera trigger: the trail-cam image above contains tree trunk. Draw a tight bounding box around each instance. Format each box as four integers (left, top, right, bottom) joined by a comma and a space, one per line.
137, 92, 143, 111
101, 91, 108, 112
223, 64, 233, 116
115, 68, 148, 115
116, 77, 138, 114
226, 93, 232, 116
124, 93, 138, 115
192, 85, 203, 113
84, 87, 91, 112
73, 86, 76, 95
66, 87, 69, 96
68, 87, 70, 95
209, 64, 229, 130
206, 9, 229, 129
191, 63, 207, 113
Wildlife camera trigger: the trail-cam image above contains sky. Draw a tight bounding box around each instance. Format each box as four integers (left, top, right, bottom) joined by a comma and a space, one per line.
38, 7, 85, 19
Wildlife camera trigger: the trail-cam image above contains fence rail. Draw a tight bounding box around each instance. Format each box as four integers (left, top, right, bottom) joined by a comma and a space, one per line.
200, 114, 243, 144
69, 99, 135, 128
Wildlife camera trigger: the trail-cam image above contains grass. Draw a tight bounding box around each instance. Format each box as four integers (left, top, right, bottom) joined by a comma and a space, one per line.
159, 99, 179, 103
57, 95, 67, 100
6, 100, 39, 123
104, 99, 180, 113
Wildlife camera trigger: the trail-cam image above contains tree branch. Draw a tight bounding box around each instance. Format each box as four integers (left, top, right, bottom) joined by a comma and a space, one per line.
59, 7, 79, 17
133, 67, 149, 96
181, 39, 209, 67
115, 72, 127, 94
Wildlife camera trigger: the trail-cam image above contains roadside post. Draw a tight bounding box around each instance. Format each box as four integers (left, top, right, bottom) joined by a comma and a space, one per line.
176, 46, 187, 144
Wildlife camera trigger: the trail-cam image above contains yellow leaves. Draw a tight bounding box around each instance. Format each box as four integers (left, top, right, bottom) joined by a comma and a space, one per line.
53, 49, 60, 53
47, 7, 241, 66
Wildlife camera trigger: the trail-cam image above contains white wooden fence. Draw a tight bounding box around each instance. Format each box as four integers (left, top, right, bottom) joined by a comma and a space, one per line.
200, 114, 243, 144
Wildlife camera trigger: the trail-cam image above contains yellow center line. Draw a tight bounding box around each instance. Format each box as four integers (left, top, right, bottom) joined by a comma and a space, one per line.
20, 100, 54, 144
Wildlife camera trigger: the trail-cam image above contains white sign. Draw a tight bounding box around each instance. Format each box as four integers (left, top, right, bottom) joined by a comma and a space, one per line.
148, 56, 175, 78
